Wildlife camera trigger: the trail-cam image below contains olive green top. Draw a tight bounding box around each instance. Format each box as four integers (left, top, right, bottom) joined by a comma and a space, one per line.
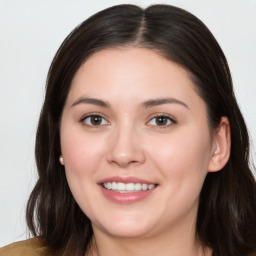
0, 238, 51, 256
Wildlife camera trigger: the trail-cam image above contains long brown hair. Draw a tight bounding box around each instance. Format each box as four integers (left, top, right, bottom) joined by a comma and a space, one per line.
26, 4, 256, 256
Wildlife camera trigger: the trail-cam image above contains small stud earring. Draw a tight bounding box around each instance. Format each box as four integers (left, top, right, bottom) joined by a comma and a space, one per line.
214, 149, 219, 155
59, 155, 64, 165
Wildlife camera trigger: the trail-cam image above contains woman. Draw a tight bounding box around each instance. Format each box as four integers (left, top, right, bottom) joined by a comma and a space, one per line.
0, 4, 255, 256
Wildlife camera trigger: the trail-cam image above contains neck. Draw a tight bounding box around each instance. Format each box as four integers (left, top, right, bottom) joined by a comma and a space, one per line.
86, 219, 212, 256
89, 237, 210, 256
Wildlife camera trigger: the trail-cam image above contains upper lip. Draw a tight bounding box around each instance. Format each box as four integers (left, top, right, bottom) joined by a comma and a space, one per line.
98, 176, 157, 185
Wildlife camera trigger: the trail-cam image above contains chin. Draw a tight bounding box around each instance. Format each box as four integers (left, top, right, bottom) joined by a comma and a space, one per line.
92, 215, 158, 238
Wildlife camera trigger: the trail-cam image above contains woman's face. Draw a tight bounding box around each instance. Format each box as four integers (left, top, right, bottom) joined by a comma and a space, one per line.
60, 47, 216, 239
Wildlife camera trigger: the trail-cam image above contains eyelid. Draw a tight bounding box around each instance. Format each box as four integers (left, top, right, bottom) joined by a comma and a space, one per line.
146, 113, 177, 127
80, 113, 110, 127
79, 112, 176, 128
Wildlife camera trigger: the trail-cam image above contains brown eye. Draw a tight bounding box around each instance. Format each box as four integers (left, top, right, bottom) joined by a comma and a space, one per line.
90, 116, 102, 125
155, 116, 168, 126
148, 115, 175, 126
82, 115, 109, 126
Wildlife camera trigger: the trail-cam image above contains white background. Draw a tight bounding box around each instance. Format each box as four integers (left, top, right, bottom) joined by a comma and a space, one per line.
0, 0, 255, 247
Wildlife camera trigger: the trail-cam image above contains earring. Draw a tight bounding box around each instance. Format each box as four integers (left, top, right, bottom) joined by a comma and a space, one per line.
59, 155, 64, 165
213, 149, 219, 155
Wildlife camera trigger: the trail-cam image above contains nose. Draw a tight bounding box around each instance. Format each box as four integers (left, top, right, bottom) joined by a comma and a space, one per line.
106, 125, 146, 168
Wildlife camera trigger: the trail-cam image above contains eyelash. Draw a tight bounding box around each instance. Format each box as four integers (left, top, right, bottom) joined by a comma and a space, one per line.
80, 114, 110, 127
146, 114, 176, 127
80, 113, 176, 128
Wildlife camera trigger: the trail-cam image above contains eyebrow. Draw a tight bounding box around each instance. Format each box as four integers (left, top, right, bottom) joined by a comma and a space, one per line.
141, 98, 189, 109
71, 97, 110, 108
71, 97, 188, 109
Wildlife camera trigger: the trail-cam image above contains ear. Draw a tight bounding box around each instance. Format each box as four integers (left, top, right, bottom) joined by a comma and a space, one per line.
208, 116, 231, 172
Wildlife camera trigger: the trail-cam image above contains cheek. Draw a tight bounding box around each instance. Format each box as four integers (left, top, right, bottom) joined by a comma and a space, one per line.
60, 124, 107, 185
60, 129, 108, 216
148, 127, 212, 193
159, 126, 210, 167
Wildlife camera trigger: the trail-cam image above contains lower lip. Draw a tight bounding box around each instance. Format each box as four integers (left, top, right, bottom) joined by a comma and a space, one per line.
99, 185, 157, 204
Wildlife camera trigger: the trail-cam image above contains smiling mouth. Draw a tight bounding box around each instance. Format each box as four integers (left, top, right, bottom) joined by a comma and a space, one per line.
101, 182, 157, 193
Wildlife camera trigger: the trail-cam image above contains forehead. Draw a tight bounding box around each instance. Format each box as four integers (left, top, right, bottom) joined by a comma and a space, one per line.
67, 47, 202, 108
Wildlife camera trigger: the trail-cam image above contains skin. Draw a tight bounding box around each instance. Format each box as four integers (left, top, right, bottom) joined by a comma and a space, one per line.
60, 47, 230, 256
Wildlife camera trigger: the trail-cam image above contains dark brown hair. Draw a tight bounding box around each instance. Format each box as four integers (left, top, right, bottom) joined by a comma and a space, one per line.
26, 4, 256, 256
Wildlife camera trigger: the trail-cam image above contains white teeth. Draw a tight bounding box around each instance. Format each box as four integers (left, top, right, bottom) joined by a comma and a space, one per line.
148, 184, 155, 190
107, 182, 111, 189
112, 182, 117, 190
117, 182, 125, 191
134, 183, 142, 191
103, 182, 156, 192
142, 184, 148, 191
126, 183, 135, 191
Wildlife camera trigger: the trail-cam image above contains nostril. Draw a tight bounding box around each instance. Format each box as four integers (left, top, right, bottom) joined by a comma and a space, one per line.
106, 132, 146, 167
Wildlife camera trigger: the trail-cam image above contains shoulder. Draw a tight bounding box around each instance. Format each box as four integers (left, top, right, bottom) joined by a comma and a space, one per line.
0, 238, 51, 256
